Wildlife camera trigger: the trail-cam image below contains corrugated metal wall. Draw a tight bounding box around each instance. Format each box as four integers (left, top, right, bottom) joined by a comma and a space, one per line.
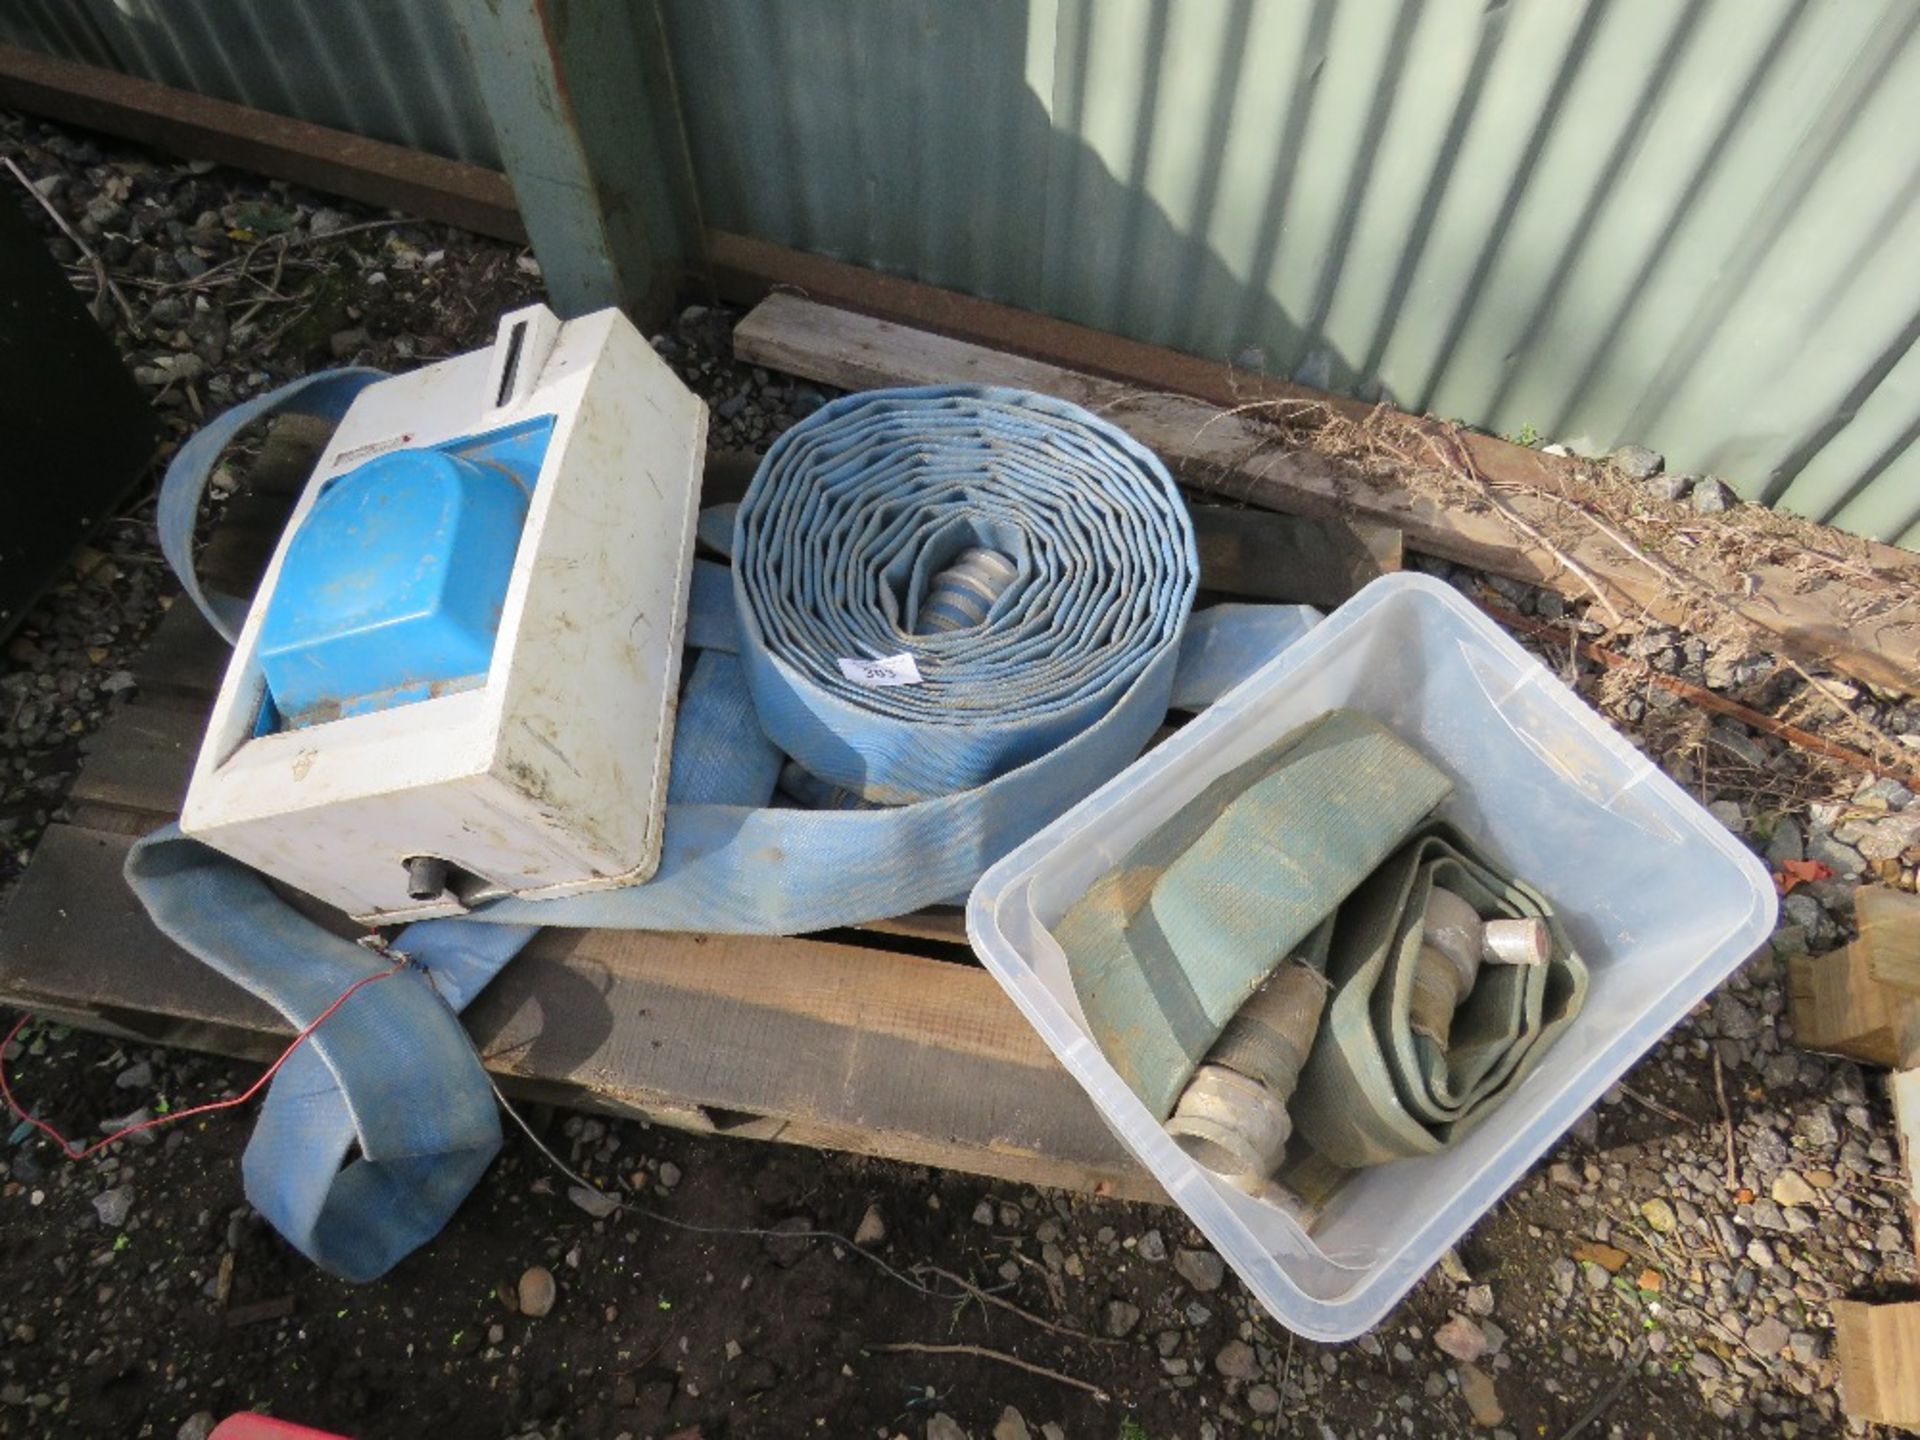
665, 0, 1920, 547
0, 0, 497, 164
6, 0, 1919, 546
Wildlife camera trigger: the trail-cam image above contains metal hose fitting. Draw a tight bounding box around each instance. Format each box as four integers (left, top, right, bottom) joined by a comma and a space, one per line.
1410, 889, 1554, 1045
1167, 961, 1330, 1181
918, 546, 1018, 633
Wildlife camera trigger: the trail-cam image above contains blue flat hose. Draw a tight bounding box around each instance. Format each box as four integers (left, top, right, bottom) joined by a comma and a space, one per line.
128, 378, 1321, 1278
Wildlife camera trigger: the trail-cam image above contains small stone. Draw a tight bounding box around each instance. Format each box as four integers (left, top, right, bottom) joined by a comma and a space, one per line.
1641, 472, 1693, 502
91, 1187, 133, 1229
1464, 1284, 1494, 1316
1691, 477, 1736, 514
1174, 1248, 1226, 1292
517, 1266, 557, 1318
1746, 1316, 1790, 1357
1610, 445, 1664, 480
992, 1408, 1031, 1440
1215, 1339, 1258, 1380
926, 1415, 967, 1440
972, 1199, 996, 1226
1458, 1362, 1504, 1428
1435, 1314, 1489, 1363
1707, 799, 1745, 834
308, 207, 351, 236
1711, 995, 1761, 1042
1246, 1383, 1280, 1416
1851, 814, 1920, 862
1690, 1351, 1725, 1382
1771, 1170, 1817, 1208
177, 1413, 217, 1440
487, 1324, 505, 1345
1640, 1198, 1677, 1234
1807, 830, 1865, 877
328, 327, 369, 360
1858, 776, 1918, 811
1550, 1258, 1577, 1297
114, 1061, 152, 1090
1547, 1161, 1581, 1192
657, 1161, 681, 1190
1138, 1229, 1166, 1262
1708, 724, 1770, 770
853, 1204, 886, 1247
97, 1107, 151, 1149
1439, 1248, 1472, 1283
1105, 1299, 1141, 1338
567, 1184, 618, 1219
1184, 1300, 1212, 1327
1746, 1237, 1776, 1270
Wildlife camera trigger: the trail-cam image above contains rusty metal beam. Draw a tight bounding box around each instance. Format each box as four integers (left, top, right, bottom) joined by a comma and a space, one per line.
447, 0, 701, 326
0, 43, 524, 243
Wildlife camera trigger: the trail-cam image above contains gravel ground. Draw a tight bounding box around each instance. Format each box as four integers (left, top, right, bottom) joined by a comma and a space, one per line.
3, 110, 1919, 1439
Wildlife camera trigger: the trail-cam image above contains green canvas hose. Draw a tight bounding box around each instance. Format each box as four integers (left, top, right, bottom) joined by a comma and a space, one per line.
1055, 708, 1590, 1191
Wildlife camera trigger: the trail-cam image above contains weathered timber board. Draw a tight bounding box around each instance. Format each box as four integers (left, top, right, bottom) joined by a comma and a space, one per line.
0, 825, 1160, 1200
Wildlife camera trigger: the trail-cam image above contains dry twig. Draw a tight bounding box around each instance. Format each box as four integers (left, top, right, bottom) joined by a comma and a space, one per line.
866, 1341, 1109, 1401
1617, 1084, 1692, 1128
1403, 421, 1626, 625
1712, 1051, 1738, 1191
915, 1263, 1111, 1345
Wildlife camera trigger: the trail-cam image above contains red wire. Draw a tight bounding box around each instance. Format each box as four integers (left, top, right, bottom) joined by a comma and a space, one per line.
0, 956, 409, 1162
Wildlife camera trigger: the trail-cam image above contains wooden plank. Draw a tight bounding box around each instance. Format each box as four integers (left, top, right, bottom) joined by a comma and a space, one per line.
735, 294, 1920, 697
1858, 887, 1920, 995
714, 232, 1920, 607
1835, 1299, 1920, 1430
0, 45, 524, 243
69, 702, 200, 819
1788, 946, 1901, 1068
0, 825, 1160, 1202
129, 601, 228, 698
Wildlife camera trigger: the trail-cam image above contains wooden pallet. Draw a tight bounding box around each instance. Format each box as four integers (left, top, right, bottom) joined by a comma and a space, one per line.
0, 416, 1392, 1202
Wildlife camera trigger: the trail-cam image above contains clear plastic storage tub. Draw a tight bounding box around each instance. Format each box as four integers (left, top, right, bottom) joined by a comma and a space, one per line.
967, 573, 1777, 1340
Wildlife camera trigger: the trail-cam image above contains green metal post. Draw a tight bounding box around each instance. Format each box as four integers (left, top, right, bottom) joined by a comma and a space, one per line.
450, 0, 703, 326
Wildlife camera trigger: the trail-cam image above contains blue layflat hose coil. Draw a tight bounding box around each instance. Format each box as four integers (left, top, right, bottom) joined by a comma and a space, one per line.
128, 377, 1320, 1279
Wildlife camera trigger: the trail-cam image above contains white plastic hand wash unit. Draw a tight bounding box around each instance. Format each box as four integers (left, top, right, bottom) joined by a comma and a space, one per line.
179, 305, 707, 923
